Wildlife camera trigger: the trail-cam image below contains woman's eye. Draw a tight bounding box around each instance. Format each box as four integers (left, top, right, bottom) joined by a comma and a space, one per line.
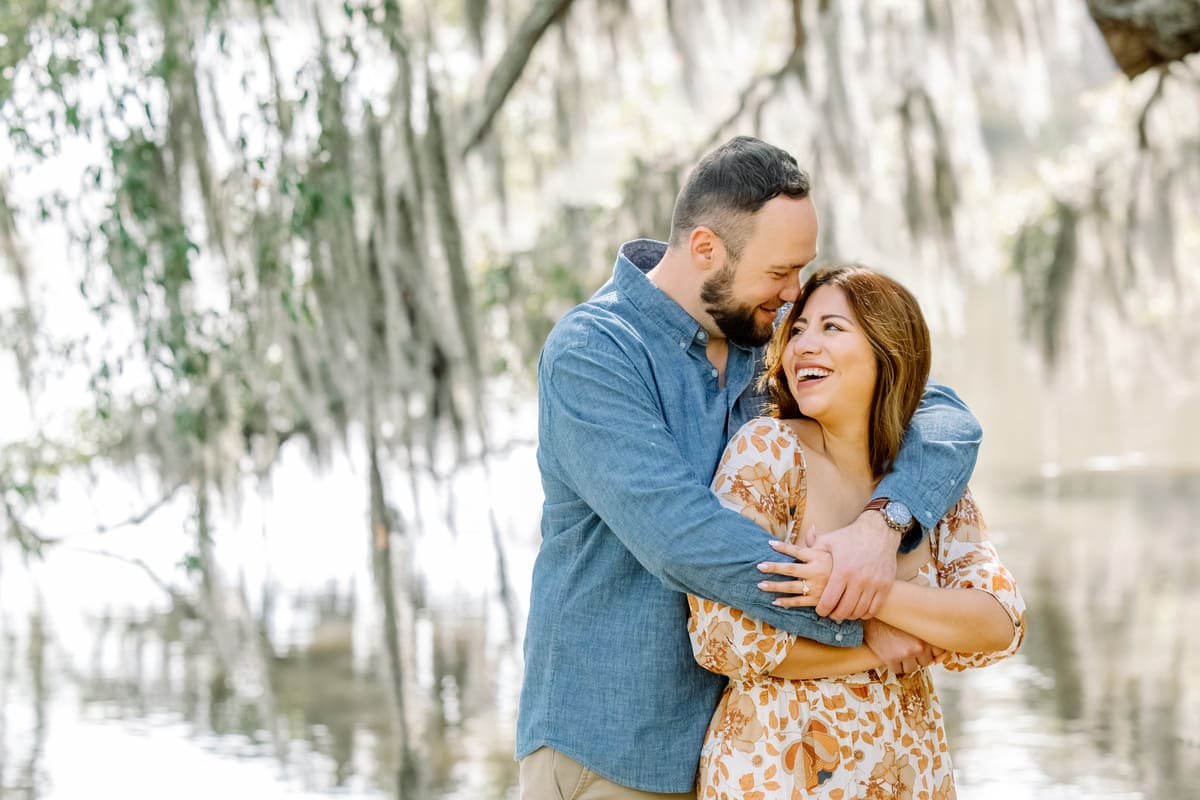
824, 322, 842, 332
790, 326, 805, 336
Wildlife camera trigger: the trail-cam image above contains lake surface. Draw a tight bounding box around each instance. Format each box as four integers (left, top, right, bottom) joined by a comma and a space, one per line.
2, 429, 1197, 799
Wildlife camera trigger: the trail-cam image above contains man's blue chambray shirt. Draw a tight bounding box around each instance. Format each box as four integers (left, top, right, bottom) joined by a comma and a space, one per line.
516, 240, 981, 793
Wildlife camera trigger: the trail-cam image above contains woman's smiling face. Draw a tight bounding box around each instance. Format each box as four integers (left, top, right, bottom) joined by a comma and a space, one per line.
783, 284, 878, 424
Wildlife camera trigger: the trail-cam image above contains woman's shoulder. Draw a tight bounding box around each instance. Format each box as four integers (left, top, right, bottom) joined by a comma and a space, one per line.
733, 415, 820, 442
730, 416, 804, 448
723, 416, 812, 468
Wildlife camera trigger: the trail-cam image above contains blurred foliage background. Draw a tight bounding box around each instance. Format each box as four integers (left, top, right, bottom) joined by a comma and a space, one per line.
1, 1, 1198, 798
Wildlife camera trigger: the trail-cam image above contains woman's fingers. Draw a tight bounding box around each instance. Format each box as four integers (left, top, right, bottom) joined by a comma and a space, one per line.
767, 540, 829, 567
757, 545, 830, 605
758, 579, 819, 606
756, 557, 825, 578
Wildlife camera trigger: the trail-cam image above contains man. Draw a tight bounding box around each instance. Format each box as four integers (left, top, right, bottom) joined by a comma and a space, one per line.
517, 136, 981, 798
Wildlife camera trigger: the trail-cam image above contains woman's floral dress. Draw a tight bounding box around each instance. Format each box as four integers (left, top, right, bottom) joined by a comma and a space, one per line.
688, 417, 1025, 800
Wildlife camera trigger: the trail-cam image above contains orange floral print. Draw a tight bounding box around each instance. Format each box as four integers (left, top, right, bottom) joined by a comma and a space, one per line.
688, 417, 1026, 800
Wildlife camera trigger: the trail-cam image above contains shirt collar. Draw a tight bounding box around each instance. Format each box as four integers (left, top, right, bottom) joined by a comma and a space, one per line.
615, 238, 746, 350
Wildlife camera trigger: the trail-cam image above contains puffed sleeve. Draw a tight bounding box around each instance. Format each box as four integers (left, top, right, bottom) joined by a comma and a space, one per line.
933, 490, 1027, 671
687, 418, 806, 679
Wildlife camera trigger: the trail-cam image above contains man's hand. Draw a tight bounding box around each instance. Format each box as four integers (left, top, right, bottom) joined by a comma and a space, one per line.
811, 510, 901, 621
863, 618, 943, 675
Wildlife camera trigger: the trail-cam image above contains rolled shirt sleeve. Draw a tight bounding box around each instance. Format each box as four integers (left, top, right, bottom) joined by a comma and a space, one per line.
542, 335, 860, 647
874, 381, 983, 551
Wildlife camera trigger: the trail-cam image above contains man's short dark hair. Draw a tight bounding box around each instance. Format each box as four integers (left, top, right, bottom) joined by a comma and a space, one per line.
668, 136, 812, 260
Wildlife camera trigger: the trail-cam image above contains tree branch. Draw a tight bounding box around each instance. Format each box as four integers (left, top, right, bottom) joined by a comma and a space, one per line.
694, 54, 800, 157
1136, 67, 1169, 149
2, 482, 186, 553
460, 0, 576, 156
413, 435, 537, 482
93, 481, 186, 534
63, 545, 199, 616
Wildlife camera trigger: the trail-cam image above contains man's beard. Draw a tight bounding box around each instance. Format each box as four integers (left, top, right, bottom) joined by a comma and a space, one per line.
700, 262, 775, 347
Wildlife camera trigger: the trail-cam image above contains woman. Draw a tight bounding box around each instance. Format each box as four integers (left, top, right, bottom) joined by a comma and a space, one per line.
688, 266, 1025, 800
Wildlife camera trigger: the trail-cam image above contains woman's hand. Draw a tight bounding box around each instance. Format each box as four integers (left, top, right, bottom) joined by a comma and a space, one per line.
756, 530, 834, 608
863, 618, 945, 675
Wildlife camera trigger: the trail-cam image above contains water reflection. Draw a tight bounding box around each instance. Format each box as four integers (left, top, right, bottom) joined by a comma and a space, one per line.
1, 607, 49, 798
1, 467, 1197, 799
941, 470, 1200, 799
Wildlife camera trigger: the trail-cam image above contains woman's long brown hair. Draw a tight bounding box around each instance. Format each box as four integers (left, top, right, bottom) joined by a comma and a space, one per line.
760, 266, 932, 478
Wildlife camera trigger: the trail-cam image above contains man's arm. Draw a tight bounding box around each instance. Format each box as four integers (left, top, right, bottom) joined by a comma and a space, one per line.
811, 381, 982, 620
875, 381, 982, 541
541, 334, 859, 647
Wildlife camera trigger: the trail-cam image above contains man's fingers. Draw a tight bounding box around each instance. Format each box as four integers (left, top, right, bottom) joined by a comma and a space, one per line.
828, 593, 858, 622
815, 574, 846, 617
848, 592, 874, 621
828, 580, 872, 621
865, 589, 886, 619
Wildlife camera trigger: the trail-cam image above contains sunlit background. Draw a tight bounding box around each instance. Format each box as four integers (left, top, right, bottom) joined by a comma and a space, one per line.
1, 1, 1198, 798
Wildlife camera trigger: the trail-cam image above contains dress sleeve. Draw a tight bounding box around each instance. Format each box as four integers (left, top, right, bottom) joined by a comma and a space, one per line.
688, 419, 805, 679
933, 490, 1027, 671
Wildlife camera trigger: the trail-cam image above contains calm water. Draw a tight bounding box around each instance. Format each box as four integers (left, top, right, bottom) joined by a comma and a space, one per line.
2, 442, 1197, 799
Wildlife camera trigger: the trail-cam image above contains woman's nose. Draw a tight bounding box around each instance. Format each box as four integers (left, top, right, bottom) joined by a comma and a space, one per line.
790, 329, 818, 354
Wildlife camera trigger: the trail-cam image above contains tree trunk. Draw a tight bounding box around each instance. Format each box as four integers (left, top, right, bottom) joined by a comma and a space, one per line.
1088, 0, 1200, 78
367, 422, 421, 799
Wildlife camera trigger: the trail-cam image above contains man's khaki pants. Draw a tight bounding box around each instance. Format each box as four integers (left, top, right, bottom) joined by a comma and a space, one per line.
519, 747, 696, 800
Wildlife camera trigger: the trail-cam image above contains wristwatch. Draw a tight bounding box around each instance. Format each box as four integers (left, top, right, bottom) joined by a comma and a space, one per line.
863, 497, 915, 533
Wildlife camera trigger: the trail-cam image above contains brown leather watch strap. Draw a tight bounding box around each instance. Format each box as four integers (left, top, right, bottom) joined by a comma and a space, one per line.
863, 497, 907, 533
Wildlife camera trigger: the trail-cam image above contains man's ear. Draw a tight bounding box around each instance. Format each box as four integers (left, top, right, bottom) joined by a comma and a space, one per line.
689, 226, 724, 274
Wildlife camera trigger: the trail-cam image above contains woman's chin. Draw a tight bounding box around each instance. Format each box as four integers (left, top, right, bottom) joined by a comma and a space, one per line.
794, 399, 829, 421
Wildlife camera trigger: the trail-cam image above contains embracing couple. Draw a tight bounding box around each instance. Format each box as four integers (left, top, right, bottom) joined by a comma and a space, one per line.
516, 136, 1025, 799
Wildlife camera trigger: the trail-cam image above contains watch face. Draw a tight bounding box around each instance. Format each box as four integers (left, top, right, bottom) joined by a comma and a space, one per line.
885, 501, 913, 528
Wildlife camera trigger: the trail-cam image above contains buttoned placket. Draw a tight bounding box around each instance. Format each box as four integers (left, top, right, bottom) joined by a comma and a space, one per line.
688, 335, 722, 385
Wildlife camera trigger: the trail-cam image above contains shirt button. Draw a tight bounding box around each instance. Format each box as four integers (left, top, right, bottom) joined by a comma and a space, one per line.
697, 331, 708, 342
835, 633, 844, 642
710, 368, 718, 378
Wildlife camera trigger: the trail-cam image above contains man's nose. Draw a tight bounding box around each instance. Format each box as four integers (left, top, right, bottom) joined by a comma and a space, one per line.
780, 277, 801, 305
